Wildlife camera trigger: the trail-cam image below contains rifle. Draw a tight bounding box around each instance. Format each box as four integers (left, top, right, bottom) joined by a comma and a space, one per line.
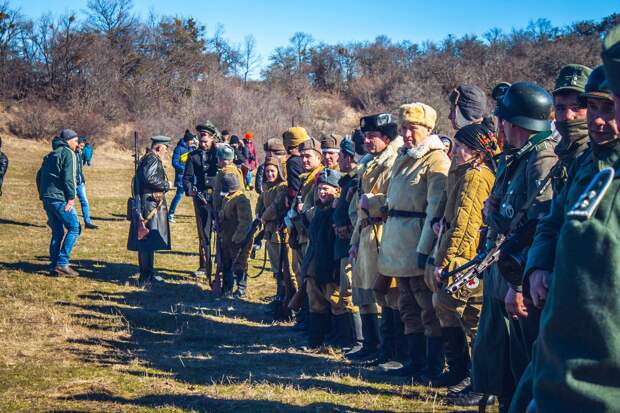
194, 188, 215, 285
211, 193, 224, 295
275, 228, 296, 321
233, 218, 262, 266
443, 165, 555, 295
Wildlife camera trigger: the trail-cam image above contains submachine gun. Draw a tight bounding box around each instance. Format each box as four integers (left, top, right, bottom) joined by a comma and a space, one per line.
442, 165, 556, 295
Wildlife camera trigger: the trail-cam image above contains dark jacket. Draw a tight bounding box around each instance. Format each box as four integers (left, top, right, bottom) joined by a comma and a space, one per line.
301, 202, 339, 286
254, 163, 265, 194
286, 155, 304, 202
0, 151, 8, 195
127, 152, 171, 252
76, 150, 85, 185
333, 172, 358, 259
171, 139, 191, 187
182, 146, 219, 194
36, 137, 77, 202
232, 145, 247, 167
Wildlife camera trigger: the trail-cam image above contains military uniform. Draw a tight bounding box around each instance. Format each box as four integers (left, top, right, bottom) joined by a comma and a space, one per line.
472, 83, 557, 411
127, 137, 172, 282
219, 183, 253, 295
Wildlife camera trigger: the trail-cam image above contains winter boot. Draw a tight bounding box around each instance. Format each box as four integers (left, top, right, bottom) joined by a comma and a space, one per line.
305, 312, 331, 349
426, 327, 470, 387
391, 333, 426, 377
416, 335, 444, 382
368, 307, 396, 366
325, 312, 358, 350
346, 313, 380, 360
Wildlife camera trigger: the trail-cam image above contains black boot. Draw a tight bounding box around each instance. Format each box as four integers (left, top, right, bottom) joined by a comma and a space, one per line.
346, 313, 380, 360
349, 312, 364, 353
427, 327, 470, 387
392, 333, 426, 377
234, 271, 248, 298
417, 335, 444, 382
306, 312, 330, 349
293, 295, 309, 332
393, 310, 408, 363
325, 312, 359, 350
368, 307, 396, 365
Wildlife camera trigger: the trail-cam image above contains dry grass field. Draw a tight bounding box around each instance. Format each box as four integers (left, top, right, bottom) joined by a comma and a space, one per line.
0, 136, 495, 412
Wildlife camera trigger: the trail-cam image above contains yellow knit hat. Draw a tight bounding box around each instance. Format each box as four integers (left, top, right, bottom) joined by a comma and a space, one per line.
283, 126, 310, 149
399, 102, 437, 130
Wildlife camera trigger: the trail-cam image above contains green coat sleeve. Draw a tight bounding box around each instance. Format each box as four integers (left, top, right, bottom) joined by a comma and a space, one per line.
62, 148, 77, 200
526, 145, 557, 220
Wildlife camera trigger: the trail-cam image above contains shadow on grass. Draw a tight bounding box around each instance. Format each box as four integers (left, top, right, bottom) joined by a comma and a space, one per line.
89, 215, 127, 222
0, 260, 52, 274
58, 392, 387, 413
0, 217, 45, 228
55, 270, 416, 411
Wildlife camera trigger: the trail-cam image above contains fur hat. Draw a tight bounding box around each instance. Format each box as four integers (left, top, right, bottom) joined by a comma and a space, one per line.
399, 102, 437, 130
263, 138, 286, 155
299, 137, 322, 155
282, 127, 310, 149
339, 137, 355, 157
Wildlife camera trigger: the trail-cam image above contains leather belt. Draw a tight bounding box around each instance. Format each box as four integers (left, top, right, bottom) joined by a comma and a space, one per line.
360, 217, 384, 228
387, 209, 426, 219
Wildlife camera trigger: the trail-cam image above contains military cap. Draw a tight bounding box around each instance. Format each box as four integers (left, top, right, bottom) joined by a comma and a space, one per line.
320, 133, 340, 153
151, 135, 171, 146
602, 24, 620, 96
579, 65, 611, 105
59, 128, 78, 142
221, 173, 241, 193
360, 113, 398, 140
263, 138, 286, 154
449, 85, 487, 128
399, 102, 438, 130
553, 64, 592, 95
339, 137, 355, 157
216, 143, 235, 160
196, 121, 219, 136
299, 137, 322, 154
283, 127, 310, 149
317, 168, 341, 188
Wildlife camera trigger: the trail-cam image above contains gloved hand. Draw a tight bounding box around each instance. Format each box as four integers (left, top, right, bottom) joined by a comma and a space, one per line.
416, 253, 429, 270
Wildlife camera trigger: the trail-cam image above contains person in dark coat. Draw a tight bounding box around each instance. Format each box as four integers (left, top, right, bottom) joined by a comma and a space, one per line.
183, 128, 219, 275
0, 136, 8, 197
36, 129, 81, 276
168, 129, 196, 222
127, 136, 172, 285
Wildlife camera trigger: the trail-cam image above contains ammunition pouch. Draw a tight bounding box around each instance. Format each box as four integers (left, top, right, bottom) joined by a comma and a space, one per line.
497, 251, 525, 286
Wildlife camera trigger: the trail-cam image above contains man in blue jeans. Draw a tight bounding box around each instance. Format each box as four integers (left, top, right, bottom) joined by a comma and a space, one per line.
36, 129, 82, 276
168, 129, 196, 222
76, 136, 98, 229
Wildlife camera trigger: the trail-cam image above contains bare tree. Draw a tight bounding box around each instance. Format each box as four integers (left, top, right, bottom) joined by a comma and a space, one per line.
239, 34, 259, 85
85, 0, 134, 43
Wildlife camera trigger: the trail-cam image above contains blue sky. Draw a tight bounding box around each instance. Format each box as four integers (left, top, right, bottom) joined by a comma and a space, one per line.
14, 0, 619, 76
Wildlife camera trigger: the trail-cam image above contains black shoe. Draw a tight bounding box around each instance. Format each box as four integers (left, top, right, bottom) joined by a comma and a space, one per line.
446, 386, 495, 407
307, 313, 330, 349
233, 289, 246, 299
85, 223, 99, 229
415, 335, 444, 384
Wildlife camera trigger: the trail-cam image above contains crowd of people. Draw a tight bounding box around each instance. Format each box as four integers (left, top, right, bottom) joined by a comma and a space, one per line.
32, 26, 620, 413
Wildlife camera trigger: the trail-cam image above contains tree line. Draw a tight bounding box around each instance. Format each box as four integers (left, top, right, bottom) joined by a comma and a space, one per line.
0, 0, 617, 147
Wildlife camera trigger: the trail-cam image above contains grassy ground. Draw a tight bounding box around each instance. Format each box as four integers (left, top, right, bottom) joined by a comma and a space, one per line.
0, 136, 494, 412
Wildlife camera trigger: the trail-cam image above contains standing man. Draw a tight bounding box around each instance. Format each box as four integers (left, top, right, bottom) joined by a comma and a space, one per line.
168, 129, 196, 223
36, 129, 81, 276
526, 57, 620, 411
471, 82, 556, 412
127, 136, 172, 285
283, 127, 309, 207
378, 103, 450, 380
347, 113, 403, 361
183, 124, 219, 276
0, 136, 8, 197
75, 136, 98, 229
507, 63, 592, 413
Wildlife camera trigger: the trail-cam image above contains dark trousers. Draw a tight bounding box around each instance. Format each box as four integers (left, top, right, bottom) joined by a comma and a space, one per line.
138, 250, 154, 281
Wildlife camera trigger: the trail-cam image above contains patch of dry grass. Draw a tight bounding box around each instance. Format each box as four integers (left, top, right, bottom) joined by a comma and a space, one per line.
0, 136, 496, 412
